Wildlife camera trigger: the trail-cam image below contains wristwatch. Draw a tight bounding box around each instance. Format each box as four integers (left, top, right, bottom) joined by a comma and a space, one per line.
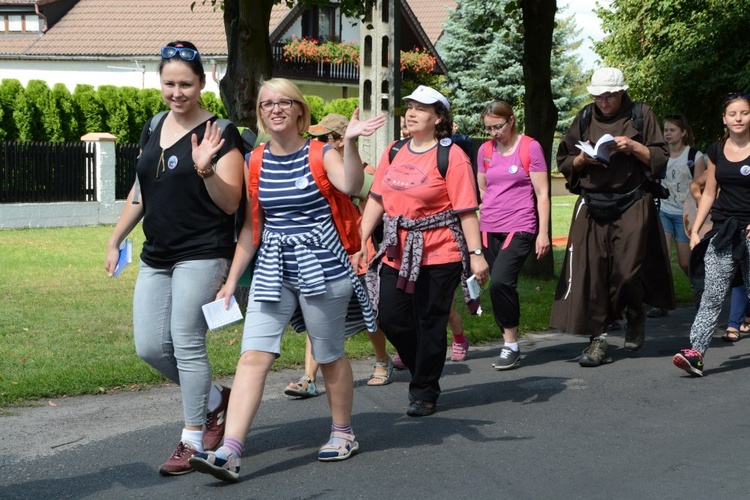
470, 248, 482, 255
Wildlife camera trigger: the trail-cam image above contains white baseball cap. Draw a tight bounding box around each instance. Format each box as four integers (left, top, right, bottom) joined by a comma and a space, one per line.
587, 67, 630, 96
403, 85, 450, 110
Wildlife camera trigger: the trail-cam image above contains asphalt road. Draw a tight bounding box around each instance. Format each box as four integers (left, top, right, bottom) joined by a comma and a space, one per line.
2, 307, 750, 500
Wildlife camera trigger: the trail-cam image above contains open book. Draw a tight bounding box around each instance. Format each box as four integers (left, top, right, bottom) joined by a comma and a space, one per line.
575, 133, 616, 163
112, 239, 133, 278
201, 296, 244, 332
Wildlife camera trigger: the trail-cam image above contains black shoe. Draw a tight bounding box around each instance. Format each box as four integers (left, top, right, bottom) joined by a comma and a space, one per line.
406, 400, 436, 417
579, 337, 610, 367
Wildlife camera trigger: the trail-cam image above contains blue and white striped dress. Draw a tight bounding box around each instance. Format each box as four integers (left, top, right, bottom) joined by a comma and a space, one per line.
252, 141, 376, 334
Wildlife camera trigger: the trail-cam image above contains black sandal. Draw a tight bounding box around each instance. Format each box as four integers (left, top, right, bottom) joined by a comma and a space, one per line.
722, 329, 741, 342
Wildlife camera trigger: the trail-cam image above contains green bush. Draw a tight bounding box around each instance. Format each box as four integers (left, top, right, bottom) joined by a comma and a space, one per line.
323, 97, 359, 119
0, 79, 24, 140
73, 84, 103, 137
12, 91, 33, 141
52, 84, 79, 141
199, 91, 226, 117
23, 80, 51, 141
305, 95, 325, 123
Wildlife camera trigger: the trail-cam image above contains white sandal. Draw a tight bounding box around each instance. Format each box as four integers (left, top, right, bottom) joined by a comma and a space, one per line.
317, 431, 359, 462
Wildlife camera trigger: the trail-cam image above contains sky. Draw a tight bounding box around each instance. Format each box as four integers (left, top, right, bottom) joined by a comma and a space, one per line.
557, 0, 613, 70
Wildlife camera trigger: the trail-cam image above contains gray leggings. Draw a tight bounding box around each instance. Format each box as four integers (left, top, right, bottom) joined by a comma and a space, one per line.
690, 237, 750, 354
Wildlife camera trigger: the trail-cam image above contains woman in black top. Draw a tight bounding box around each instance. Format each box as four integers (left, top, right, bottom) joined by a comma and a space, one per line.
674, 93, 750, 377
104, 41, 244, 475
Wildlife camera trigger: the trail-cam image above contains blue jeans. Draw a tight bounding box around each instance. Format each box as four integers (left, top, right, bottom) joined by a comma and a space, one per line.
728, 285, 750, 330
133, 258, 229, 426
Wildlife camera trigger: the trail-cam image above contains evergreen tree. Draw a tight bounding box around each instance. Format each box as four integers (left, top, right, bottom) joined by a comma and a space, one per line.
0, 79, 24, 140
40, 91, 64, 142
52, 84, 79, 142
72, 84, 103, 137
440, 0, 585, 136
13, 91, 33, 142
22, 80, 50, 141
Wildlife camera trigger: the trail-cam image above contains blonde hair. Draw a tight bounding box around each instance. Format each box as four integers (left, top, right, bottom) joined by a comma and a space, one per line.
256, 78, 311, 136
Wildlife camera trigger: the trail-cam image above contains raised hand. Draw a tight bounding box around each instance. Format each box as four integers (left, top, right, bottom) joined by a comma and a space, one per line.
345, 108, 387, 139
191, 121, 226, 170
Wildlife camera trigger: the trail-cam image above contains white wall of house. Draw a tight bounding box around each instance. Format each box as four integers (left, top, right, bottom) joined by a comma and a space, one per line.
1, 59, 223, 95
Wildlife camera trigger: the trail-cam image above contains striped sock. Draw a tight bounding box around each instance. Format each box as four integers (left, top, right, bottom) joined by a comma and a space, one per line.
331, 422, 353, 435
216, 436, 244, 460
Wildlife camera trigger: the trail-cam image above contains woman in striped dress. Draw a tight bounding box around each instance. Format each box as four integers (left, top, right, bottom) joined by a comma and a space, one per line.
188, 78, 385, 482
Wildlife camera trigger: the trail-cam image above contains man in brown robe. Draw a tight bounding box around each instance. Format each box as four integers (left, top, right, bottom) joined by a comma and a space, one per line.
551, 68, 675, 367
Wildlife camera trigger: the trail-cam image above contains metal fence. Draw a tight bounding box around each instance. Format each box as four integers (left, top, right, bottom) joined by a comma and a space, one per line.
0, 141, 141, 203
115, 143, 139, 199
0, 141, 96, 203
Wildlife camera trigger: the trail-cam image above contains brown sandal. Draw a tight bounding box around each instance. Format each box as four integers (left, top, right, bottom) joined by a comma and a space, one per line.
722, 329, 741, 342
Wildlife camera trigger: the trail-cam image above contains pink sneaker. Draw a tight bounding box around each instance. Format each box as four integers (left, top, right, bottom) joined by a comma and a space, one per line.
392, 355, 406, 370
451, 339, 469, 362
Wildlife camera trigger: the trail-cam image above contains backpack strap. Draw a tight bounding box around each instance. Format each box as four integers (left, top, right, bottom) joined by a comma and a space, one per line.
306, 139, 329, 195
518, 134, 534, 175
687, 147, 698, 177
389, 136, 451, 178
481, 135, 534, 175
482, 140, 493, 171
437, 138, 452, 178
148, 110, 169, 135
578, 101, 644, 142
247, 143, 265, 247
631, 101, 644, 142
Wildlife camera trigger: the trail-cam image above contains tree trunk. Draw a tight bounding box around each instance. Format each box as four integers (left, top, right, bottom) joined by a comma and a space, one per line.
220, 0, 274, 130
521, 0, 557, 279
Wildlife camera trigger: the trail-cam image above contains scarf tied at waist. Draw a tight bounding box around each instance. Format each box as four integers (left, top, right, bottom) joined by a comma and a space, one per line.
365, 210, 481, 315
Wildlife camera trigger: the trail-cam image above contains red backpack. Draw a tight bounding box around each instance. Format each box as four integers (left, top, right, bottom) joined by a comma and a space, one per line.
247, 140, 362, 254
481, 134, 534, 174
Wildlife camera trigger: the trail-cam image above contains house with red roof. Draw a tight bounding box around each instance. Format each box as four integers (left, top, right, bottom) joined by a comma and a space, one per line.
0, 0, 455, 99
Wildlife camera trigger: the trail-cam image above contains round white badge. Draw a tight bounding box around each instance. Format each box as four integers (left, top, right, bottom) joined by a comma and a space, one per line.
439, 138, 453, 147
741, 165, 750, 176
167, 155, 178, 169
295, 176, 309, 189
508, 165, 519, 174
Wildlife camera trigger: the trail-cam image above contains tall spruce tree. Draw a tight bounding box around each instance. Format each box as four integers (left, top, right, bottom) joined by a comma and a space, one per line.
440, 0, 585, 136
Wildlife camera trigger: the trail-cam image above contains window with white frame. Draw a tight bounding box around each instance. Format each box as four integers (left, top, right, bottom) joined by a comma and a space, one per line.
8, 15, 23, 32
25, 15, 40, 32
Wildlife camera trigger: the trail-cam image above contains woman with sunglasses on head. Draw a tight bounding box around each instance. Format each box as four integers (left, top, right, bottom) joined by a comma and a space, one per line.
188, 78, 385, 482
478, 101, 550, 370
358, 86, 490, 417
673, 93, 750, 377
645, 115, 706, 319
104, 41, 245, 475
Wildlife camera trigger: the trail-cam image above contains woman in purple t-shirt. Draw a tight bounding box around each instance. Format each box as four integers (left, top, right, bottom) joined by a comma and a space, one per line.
477, 101, 550, 370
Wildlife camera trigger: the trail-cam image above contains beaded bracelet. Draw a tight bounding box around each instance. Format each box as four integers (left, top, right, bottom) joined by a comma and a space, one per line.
194, 164, 215, 178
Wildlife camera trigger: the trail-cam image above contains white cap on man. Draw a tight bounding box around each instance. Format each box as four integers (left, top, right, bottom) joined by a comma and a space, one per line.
403, 85, 450, 110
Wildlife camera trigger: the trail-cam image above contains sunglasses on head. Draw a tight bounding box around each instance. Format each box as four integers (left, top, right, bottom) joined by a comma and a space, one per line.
725, 92, 750, 102
160, 46, 199, 61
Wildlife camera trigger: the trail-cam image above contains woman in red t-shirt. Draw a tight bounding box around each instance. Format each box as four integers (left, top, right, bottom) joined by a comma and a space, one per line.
359, 85, 489, 417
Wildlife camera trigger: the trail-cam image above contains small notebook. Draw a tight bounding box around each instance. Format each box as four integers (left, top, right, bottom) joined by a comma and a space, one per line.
201, 296, 244, 332
112, 239, 133, 278
466, 274, 490, 300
